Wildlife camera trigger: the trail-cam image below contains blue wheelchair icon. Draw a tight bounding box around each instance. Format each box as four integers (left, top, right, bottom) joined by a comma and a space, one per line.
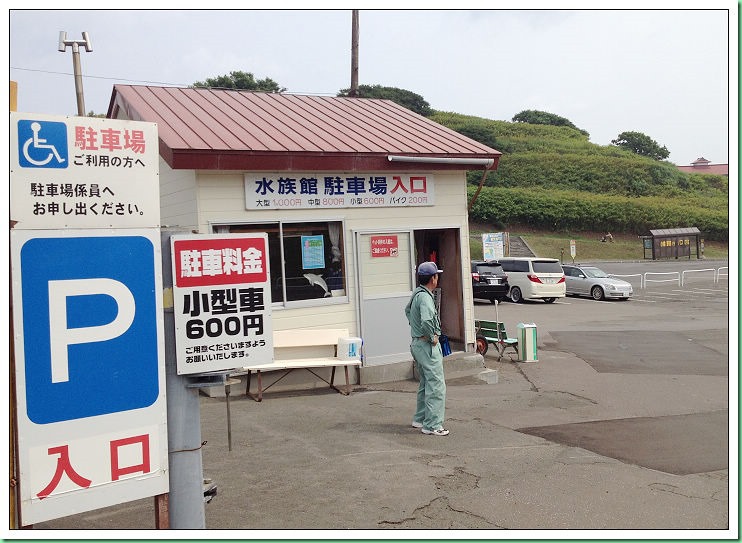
17, 120, 68, 169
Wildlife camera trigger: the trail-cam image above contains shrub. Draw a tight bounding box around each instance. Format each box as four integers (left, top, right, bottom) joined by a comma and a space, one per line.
468, 186, 728, 241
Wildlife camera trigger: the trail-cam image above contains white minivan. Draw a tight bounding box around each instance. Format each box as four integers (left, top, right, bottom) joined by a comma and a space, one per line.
497, 257, 566, 303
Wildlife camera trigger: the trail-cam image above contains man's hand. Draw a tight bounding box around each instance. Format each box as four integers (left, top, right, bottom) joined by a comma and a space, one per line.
431, 334, 439, 345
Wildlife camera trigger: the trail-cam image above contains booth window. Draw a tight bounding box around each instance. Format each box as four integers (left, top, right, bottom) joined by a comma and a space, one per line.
227, 221, 345, 305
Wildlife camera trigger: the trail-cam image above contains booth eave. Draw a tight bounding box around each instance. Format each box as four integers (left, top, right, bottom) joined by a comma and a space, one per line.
163, 148, 501, 172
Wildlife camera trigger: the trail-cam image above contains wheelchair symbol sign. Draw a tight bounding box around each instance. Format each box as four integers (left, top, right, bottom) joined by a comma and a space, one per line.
17, 120, 68, 169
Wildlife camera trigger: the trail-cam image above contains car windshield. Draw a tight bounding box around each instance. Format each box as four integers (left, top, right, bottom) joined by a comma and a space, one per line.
477, 265, 503, 275
532, 261, 563, 273
582, 267, 609, 278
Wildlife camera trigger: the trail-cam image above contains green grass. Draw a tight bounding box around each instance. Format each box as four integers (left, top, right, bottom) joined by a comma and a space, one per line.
469, 225, 729, 262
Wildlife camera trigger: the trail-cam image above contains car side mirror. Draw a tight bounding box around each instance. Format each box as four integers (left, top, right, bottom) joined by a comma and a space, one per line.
578, 274, 585, 278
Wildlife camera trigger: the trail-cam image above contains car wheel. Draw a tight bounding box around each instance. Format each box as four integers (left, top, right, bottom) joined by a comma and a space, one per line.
475, 335, 489, 355
591, 286, 605, 301
543, 297, 556, 303
509, 287, 522, 303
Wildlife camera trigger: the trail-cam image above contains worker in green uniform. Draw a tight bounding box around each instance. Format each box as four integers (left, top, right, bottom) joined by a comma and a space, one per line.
405, 261, 449, 436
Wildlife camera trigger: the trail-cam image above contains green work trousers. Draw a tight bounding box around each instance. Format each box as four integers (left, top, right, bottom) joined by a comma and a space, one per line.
411, 338, 446, 431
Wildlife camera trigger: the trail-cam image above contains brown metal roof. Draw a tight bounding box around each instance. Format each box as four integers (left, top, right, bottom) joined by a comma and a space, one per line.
648, 227, 702, 236
107, 85, 501, 172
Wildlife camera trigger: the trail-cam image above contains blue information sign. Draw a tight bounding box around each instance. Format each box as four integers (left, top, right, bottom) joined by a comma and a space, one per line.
20, 235, 160, 424
16, 119, 69, 169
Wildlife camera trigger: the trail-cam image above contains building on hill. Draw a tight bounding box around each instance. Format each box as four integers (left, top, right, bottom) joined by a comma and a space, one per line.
677, 157, 728, 176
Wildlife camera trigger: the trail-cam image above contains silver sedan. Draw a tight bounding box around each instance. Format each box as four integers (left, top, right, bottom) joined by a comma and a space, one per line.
562, 264, 633, 301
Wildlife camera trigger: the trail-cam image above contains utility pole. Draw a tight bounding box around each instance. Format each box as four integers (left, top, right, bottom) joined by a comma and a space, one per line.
349, 10, 359, 97
58, 31, 92, 116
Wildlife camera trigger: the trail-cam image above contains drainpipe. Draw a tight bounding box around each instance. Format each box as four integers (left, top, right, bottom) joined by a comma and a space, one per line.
386, 155, 496, 212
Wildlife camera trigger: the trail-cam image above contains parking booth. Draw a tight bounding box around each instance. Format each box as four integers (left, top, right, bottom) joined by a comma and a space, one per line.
640, 227, 703, 260
107, 85, 502, 389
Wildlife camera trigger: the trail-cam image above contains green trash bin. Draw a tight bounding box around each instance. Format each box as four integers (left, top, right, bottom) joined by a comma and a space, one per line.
516, 323, 538, 361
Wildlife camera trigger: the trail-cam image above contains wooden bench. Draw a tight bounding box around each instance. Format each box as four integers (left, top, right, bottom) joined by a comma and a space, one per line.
233, 328, 362, 402
475, 319, 519, 360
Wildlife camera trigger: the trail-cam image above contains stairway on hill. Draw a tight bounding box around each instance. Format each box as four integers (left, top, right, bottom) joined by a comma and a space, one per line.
508, 236, 536, 257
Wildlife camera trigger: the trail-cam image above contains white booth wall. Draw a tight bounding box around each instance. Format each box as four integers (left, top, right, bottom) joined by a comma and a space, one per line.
158, 159, 477, 383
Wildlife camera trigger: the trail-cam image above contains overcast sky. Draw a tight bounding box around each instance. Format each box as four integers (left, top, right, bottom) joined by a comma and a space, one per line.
9, 6, 736, 166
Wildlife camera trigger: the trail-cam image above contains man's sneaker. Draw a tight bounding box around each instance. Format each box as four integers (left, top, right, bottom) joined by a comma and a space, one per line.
421, 427, 449, 436
411, 420, 423, 428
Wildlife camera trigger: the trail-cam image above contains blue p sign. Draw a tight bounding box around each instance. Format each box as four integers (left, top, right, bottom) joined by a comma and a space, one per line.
20, 235, 160, 424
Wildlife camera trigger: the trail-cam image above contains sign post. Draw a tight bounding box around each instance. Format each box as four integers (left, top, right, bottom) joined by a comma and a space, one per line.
10, 112, 167, 526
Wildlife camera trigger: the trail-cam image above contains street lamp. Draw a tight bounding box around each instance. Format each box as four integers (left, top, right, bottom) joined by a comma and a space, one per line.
58, 31, 93, 116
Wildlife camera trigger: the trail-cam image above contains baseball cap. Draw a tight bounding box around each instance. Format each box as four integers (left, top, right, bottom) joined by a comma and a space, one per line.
417, 261, 443, 275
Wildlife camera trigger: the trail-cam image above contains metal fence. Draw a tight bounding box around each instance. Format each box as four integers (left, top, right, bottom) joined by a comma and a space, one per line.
612, 266, 728, 289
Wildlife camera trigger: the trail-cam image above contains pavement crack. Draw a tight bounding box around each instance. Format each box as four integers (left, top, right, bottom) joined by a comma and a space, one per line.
434, 467, 480, 493
378, 497, 498, 529
649, 482, 709, 499
562, 391, 599, 405
513, 361, 539, 392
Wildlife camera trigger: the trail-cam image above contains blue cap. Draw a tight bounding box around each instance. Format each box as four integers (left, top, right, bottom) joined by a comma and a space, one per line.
417, 261, 443, 275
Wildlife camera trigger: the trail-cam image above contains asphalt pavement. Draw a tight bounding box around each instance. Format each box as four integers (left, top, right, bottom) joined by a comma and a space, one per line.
32, 259, 734, 536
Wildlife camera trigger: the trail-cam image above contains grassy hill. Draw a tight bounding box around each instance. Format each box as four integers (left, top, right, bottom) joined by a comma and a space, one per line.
430, 112, 729, 241
469, 225, 729, 261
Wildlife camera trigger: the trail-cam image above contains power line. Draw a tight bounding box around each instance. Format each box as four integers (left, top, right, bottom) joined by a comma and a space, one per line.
9, 66, 338, 96
10, 66, 190, 87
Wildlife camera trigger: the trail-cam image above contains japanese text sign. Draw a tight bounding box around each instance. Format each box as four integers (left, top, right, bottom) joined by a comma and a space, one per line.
482, 233, 505, 261
370, 235, 399, 257
10, 112, 160, 229
245, 172, 435, 210
171, 234, 273, 375
301, 235, 325, 269
11, 229, 168, 525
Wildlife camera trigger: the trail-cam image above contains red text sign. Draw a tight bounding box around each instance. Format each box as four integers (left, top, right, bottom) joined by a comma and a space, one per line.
173, 236, 268, 288
371, 235, 399, 257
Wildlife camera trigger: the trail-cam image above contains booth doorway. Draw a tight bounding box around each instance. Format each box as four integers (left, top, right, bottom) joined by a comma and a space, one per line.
355, 228, 464, 366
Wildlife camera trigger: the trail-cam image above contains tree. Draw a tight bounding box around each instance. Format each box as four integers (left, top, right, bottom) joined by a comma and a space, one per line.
611, 131, 670, 161
192, 71, 285, 93
337, 84, 433, 117
512, 109, 589, 137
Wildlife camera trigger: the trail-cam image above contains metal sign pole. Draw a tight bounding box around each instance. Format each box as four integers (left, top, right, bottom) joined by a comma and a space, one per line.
58, 32, 92, 116
161, 230, 206, 529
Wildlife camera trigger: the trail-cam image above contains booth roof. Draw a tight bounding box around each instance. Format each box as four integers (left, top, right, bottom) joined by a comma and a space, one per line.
648, 227, 702, 236
107, 85, 501, 172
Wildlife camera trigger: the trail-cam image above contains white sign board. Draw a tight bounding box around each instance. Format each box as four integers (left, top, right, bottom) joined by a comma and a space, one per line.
482, 232, 505, 261
11, 229, 168, 525
570, 239, 576, 259
10, 112, 160, 229
245, 172, 435, 210
171, 234, 273, 375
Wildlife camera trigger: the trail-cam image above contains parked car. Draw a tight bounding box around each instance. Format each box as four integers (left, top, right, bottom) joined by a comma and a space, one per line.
497, 257, 565, 303
470, 260, 509, 303
562, 264, 633, 301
